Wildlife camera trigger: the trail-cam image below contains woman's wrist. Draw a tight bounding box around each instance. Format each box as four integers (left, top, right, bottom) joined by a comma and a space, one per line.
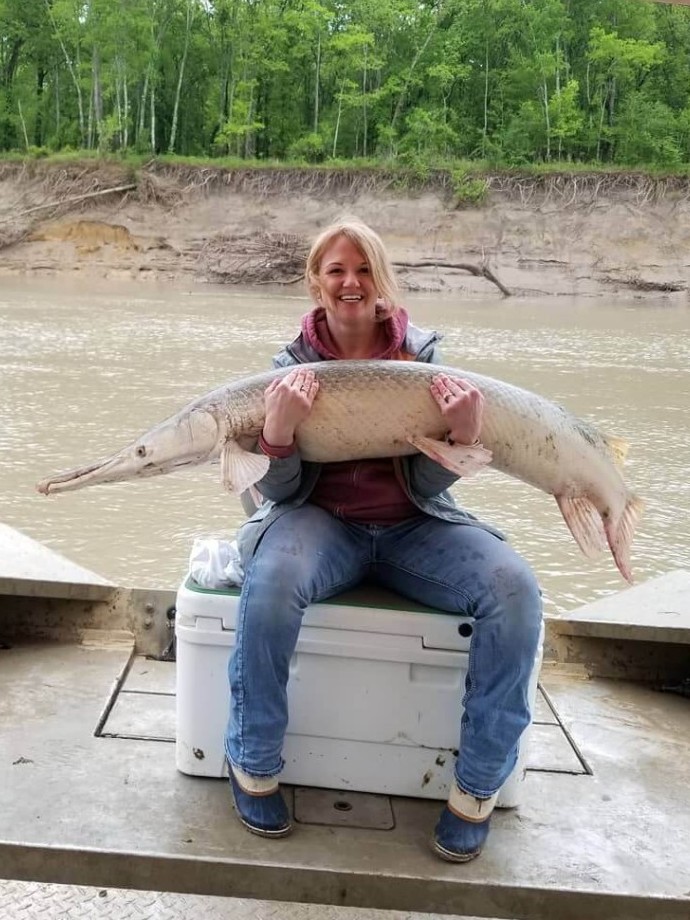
259, 431, 296, 458
262, 418, 295, 448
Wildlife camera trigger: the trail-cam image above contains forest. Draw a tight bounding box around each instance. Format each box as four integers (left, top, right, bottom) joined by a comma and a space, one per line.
2, 0, 690, 169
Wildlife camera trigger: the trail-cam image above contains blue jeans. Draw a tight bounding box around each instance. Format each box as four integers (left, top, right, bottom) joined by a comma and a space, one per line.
225, 505, 543, 799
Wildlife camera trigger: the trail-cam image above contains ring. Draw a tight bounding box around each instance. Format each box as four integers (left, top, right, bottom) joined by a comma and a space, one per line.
300, 385, 308, 392
444, 394, 451, 403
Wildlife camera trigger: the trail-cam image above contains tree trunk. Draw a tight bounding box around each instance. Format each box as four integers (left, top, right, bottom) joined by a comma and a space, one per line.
35, 64, 46, 146
2, 38, 23, 88
123, 64, 129, 149
138, 67, 150, 146
483, 38, 489, 157
333, 80, 344, 158
362, 45, 368, 157
92, 46, 103, 150
150, 81, 156, 153
555, 36, 561, 95
44, 0, 85, 143
168, 0, 194, 155
541, 80, 550, 161
313, 31, 321, 134
227, 77, 236, 153
555, 38, 561, 161
146, 13, 170, 154
244, 80, 255, 158
596, 88, 608, 162
115, 74, 123, 149
219, 52, 231, 138
389, 21, 437, 145
54, 65, 60, 136
17, 99, 29, 150
87, 76, 94, 149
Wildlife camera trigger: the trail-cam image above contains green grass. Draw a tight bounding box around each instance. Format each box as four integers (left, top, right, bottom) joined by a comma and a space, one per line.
2, 150, 690, 183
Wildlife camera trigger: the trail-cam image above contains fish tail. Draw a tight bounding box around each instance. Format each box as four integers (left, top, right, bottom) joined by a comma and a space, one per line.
604, 494, 645, 584
556, 493, 644, 583
556, 495, 608, 558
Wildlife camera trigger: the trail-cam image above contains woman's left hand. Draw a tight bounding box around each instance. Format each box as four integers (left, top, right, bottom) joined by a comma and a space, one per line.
430, 373, 484, 445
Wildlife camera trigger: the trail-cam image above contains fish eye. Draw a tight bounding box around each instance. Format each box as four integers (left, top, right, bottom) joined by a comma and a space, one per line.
136, 445, 147, 458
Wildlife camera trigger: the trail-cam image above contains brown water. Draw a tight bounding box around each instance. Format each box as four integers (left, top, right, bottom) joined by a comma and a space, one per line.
2, 277, 688, 616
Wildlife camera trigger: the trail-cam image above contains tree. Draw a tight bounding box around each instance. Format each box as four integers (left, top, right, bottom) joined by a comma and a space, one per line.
586, 25, 666, 160
1, 0, 690, 166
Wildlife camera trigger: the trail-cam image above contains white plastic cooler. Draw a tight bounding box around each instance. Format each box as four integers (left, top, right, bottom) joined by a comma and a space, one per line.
175, 577, 543, 805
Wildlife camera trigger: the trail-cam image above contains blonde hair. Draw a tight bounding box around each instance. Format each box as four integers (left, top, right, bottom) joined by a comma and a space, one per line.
305, 218, 400, 319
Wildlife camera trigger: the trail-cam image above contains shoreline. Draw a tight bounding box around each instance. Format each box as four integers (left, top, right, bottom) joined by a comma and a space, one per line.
1, 161, 689, 299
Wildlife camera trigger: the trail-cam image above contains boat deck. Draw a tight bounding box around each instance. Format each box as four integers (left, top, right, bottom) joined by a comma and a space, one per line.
1, 526, 689, 920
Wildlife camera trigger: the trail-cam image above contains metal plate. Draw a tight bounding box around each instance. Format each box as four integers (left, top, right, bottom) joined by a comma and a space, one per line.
122, 657, 176, 694
294, 787, 395, 830
99, 691, 175, 741
526, 724, 588, 773
0, 880, 487, 919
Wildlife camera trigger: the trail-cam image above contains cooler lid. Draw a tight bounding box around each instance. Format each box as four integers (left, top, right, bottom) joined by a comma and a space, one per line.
178, 577, 473, 651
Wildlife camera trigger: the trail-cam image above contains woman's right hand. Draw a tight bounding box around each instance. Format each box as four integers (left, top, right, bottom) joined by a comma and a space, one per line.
262, 368, 319, 447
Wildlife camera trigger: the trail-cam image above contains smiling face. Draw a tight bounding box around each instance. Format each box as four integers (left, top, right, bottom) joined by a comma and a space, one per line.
315, 235, 379, 321
305, 220, 401, 321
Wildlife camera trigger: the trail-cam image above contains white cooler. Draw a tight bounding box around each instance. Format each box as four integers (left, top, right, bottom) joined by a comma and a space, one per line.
175, 578, 543, 806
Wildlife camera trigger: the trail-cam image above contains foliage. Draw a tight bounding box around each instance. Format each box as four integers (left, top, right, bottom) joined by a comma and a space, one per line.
287, 133, 327, 163
450, 167, 488, 208
1, 0, 690, 169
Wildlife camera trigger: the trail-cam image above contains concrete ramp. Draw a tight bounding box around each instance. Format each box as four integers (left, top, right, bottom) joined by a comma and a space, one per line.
0, 523, 115, 601
555, 569, 690, 644
546, 569, 690, 684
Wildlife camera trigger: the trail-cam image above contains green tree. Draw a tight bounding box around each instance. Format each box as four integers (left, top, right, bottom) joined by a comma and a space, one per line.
586, 25, 667, 160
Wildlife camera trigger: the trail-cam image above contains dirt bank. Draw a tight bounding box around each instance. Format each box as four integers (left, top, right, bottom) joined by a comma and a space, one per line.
1, 160, 689, 298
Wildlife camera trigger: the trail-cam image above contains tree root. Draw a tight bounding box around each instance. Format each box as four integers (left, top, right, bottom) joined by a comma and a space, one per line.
200, 231, 309, 283
393, 260, 511, 295
601, 274, 686, 292
0, 184, 136, 225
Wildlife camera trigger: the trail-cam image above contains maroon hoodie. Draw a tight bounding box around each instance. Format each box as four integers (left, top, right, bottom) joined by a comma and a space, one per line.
302, 306, 420, 524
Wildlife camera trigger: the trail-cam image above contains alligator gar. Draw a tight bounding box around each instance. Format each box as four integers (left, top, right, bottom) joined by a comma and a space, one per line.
36, 360, 643, 582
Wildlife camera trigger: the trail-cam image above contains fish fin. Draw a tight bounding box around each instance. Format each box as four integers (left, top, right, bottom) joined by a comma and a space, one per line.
603, 435, 629, 468
604, 494, 645, 584
407, 436, 492, 478
555, 495, 608, 558
220, 441, 270, 494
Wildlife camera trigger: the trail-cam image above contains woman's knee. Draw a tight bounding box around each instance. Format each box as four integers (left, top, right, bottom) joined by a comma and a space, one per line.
484, 556, 543, 634
244, 547, 313, 615
500, 557, 541, 605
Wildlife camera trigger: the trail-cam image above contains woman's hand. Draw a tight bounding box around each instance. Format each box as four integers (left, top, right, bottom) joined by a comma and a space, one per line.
430, 373, 484, 445
262, 368, 320, 447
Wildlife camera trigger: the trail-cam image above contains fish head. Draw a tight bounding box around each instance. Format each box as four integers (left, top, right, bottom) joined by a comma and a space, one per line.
36, 408, 220, 495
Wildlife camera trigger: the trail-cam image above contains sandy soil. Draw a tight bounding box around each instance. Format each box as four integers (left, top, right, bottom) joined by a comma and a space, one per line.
1, 163, 689, 299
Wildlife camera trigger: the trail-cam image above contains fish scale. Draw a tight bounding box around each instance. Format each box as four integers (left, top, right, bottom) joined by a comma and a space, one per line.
215, 362, 614, 490
37, 360, 643, 582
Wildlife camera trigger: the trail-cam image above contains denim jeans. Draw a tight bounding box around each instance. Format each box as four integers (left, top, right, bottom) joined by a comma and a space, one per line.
225, 504, 543, 799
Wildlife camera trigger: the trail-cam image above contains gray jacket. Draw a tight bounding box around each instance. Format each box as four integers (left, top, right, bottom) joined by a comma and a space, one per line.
237, 321, 504, 561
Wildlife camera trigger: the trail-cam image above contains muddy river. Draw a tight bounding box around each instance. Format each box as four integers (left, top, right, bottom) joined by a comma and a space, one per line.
1, 277, 688, 615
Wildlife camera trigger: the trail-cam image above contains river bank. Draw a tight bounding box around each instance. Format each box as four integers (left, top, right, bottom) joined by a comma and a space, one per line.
1, 160, 689, 298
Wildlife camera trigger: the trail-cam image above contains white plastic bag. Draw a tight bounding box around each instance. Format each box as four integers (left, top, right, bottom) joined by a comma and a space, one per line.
188, 538, 244, 589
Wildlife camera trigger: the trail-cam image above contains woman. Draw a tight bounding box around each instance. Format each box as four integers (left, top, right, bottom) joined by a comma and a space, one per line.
224, 218, 543, 863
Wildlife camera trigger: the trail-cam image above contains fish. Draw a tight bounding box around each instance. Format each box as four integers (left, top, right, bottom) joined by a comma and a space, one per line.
36, 360, 643, 582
